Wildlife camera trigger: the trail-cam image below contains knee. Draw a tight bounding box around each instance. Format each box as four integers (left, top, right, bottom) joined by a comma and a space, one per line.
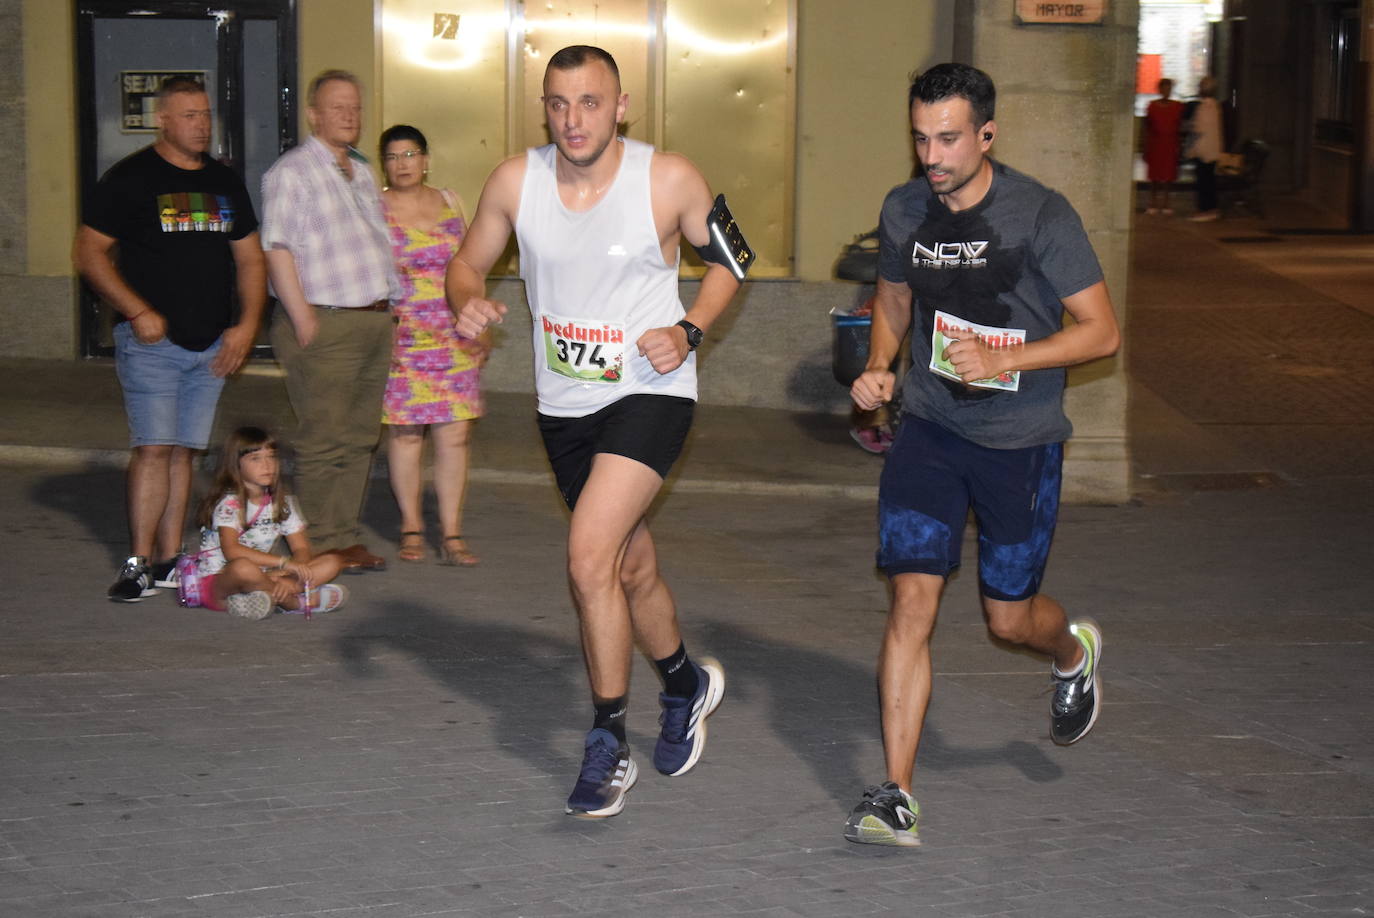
224, 557, 260, 579
390, 426, 424, 446
567, 550, 617, 601
888, 576, 941, 639
983, 598, 1033, 644
132, 444, 174, 463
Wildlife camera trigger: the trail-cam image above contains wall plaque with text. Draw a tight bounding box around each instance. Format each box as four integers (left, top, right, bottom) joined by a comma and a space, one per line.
1015, 1, 1107, 25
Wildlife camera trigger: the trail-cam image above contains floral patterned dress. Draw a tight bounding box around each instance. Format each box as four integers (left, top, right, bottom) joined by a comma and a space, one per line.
382, 196, 484, 425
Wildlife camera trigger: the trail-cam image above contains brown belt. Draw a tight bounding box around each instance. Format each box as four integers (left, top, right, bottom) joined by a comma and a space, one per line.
314, 299, 390, 312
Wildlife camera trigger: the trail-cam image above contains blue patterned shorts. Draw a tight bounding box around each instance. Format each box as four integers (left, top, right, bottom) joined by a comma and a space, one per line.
877, 416, 1062, 602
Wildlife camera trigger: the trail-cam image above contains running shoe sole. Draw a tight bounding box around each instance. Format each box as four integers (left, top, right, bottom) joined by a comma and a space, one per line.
226, 591, 275, 621
843, 817, 921, 847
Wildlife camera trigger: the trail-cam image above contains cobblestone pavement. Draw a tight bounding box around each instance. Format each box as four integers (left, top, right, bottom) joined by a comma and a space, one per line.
2, 465, 1371, 917
2, 203, 1372, 916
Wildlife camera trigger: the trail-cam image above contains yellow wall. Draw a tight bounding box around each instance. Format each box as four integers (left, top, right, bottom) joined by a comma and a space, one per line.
794, 2, 954, 279
24, 0, 76, 277
299, 0, 381, 145
23, 0, 949, 282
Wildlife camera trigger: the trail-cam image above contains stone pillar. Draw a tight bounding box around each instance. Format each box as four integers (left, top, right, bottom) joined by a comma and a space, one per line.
954, 0, 1138, 503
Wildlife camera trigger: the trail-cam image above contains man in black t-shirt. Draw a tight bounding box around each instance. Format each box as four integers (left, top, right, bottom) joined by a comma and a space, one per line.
74, 77, 266, 603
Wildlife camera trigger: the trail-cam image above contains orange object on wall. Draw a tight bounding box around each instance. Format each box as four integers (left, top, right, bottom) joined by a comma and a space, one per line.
1136, 54, 1163, 94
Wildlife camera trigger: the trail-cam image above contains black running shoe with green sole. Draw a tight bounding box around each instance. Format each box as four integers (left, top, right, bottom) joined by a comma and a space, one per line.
844, 781, 920, 847
1051, 619, 1102, 745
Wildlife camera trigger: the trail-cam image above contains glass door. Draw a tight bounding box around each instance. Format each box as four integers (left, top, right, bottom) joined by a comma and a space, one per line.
75, 0, 297, 357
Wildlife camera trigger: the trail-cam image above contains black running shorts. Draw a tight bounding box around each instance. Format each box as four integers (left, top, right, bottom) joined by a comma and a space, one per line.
537, 394, 696, 509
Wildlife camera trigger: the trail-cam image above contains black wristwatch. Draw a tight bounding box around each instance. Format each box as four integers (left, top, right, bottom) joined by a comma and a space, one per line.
676, 319, 704, 351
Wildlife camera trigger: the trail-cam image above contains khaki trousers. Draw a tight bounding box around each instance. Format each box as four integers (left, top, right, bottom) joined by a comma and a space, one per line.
271, 307, 395, 551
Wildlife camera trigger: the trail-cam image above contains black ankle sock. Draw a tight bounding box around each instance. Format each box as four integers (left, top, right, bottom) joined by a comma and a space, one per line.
592, 696, 628, 744
654, 642, 699, 698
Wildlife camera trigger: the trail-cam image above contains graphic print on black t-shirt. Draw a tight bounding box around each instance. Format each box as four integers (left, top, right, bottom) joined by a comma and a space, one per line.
904, 199, 1023, 401
156, 192, 238, 234
84, 147, 259, 351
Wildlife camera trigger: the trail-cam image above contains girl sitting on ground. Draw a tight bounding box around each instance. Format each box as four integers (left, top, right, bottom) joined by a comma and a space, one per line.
186, 426, 348, 619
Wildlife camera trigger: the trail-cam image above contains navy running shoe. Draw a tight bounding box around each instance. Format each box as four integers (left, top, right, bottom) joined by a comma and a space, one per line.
565, 728, 638, 818
844, 781, 920, 847
653, 656, 725, 776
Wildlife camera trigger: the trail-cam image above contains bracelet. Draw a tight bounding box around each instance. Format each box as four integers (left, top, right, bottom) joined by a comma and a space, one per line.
127, 309, 148, 321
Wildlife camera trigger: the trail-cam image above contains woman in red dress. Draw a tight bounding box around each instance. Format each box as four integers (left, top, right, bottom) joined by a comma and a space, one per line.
1144, 78, 1184, 215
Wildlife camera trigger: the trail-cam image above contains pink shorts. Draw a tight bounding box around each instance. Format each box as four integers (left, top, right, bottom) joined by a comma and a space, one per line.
197, 573, 226, 612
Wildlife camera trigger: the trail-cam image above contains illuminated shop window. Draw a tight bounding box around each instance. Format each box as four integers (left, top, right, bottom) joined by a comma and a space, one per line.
381, 0, 794, 276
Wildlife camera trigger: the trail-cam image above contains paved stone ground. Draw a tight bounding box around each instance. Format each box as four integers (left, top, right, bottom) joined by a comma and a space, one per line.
2, 463, 1372, 917
2, 203, 1372, 916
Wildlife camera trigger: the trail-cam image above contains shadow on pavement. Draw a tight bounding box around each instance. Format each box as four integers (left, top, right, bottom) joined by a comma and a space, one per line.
695, 620, 1062, 810
336, 600, 585, 778
31, 465, 130, 566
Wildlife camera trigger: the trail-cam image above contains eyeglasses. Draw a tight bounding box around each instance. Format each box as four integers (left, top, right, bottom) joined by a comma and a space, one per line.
383, 150, 424, 162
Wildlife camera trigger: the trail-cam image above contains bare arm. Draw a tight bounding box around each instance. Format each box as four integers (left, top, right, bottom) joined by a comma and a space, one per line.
850, 277, 913, 410
637, 153, 745, 374
210, 232, 269, 376
445, 156, 524, 338
942, 280, 1120, 383
218, 526, 286, 568
73, 225, 167, 344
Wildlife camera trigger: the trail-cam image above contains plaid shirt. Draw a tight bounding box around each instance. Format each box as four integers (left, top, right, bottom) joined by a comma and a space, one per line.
260, 135, 400, 306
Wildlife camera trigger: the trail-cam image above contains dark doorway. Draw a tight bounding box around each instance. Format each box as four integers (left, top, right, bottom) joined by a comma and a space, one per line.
75, 0, 297, 358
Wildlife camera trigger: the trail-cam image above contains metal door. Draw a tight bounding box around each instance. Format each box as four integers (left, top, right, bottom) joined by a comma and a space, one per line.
75, 0, 297, 357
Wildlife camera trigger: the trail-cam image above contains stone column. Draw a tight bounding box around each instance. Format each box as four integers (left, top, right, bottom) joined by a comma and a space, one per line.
954, 0, 1138, 503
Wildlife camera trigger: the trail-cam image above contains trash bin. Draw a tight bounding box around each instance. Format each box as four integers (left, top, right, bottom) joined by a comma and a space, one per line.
831, 306, 873, 387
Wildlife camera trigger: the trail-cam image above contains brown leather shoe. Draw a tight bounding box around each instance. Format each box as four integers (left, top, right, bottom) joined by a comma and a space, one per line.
337, 543, 387, 572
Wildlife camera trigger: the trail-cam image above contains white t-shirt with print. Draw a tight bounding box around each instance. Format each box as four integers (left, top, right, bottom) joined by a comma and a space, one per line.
197, 492, 306, 575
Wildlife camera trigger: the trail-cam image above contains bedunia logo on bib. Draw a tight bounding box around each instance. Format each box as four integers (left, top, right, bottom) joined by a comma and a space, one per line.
541, 314, 625, 383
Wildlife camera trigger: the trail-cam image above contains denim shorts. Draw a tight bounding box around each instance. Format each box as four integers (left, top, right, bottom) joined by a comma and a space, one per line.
877, 415, 1062, 602
114, 322, 226, 449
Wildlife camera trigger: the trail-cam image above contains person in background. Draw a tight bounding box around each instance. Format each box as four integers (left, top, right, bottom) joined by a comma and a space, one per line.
260, 70, 399, 571
1186, 76, 1224, 222
74, 76, 266, 603
1143, 78, 1184, 215
186, 426, 349, 619
378, 124, 488, 566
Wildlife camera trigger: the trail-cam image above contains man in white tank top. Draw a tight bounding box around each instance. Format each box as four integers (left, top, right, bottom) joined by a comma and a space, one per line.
446, 46, 744, 819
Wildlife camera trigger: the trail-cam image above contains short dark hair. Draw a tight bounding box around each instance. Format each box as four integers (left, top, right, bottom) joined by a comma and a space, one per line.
545, 45, 620, 88
909, 63, 996, 127
156, 76, 206, 108
379, 124, 427, 160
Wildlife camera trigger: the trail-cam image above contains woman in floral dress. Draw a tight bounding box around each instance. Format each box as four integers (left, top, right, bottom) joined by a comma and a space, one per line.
379, 124, 487, 565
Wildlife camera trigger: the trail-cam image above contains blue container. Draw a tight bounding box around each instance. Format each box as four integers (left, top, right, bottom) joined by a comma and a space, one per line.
830, 308, 873, 386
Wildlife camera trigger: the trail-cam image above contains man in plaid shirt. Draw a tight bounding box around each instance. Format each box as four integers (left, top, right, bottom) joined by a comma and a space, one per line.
261, 70, 399, 571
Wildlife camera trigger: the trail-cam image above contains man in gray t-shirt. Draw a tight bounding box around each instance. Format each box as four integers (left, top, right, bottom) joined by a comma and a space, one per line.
844, 63, 1121, 848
